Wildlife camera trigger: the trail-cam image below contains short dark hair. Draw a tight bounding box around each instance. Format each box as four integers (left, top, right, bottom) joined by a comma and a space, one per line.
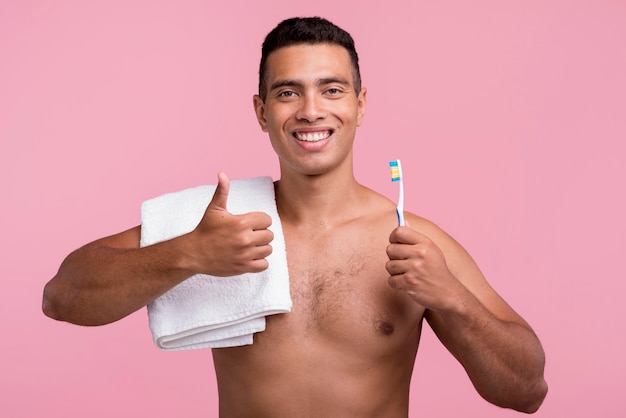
258, 17, 361, 101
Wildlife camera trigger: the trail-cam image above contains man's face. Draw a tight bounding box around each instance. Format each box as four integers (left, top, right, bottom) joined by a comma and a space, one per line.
253, 43, 367, 177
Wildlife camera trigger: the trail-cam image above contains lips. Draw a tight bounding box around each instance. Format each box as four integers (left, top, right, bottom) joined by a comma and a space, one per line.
294, 130, 332, 142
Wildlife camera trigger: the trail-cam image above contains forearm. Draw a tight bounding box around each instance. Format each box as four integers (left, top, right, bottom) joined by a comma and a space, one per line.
43, 234, 195, 326
426, 294, 548, 413
44, 189, 274, 326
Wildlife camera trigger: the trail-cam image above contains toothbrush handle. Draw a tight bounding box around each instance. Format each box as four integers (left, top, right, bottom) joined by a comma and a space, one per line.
396, 208, 405, 226
396, 179, 405, 226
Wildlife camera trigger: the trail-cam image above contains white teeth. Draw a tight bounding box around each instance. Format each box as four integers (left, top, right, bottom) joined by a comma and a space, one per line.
296, 131, 331, 142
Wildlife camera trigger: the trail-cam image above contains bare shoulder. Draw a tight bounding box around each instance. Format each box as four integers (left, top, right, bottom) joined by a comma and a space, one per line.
358, 184, 399, 216
404, 210, 486, 287
403, 212, 472, 267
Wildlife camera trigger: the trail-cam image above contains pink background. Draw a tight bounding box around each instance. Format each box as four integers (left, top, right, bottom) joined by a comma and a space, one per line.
2, 1, 624, 416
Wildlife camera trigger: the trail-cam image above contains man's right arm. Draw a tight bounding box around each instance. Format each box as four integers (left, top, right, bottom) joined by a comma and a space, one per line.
42, 172, 274, 326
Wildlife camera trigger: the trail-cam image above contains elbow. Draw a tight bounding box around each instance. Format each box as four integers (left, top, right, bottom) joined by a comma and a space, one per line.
479, 375, 548, 414
42, 277, 124, 327
491, 376, 547, 414
42, 278, 80, 323
42, 280, 64, 321
516, 378, 548, 414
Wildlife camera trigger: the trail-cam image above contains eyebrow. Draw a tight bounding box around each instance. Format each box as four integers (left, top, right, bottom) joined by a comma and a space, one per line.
269, 76, 352, 92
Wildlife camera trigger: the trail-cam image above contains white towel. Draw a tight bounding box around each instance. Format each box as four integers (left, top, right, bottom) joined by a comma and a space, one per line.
140, 176, 292, 351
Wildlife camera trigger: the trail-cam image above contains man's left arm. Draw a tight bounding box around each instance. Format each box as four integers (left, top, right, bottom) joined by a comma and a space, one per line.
385, 217, 548, 413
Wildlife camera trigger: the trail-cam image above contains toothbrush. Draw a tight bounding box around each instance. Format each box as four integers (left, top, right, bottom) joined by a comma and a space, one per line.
389, 159, 405, 226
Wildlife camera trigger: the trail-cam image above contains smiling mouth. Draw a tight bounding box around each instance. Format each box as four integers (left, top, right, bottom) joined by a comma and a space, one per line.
294, 130, 332, 142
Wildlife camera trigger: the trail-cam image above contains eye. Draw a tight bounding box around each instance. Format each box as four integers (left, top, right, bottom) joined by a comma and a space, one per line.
324, 87, 346, 98
278, 90, 298, 98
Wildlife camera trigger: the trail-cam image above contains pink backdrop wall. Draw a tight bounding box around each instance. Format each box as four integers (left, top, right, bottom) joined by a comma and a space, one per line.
2, 1, 625, 416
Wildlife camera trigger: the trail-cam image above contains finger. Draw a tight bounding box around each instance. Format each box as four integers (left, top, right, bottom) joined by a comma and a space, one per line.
246, 258, 270, 273
251, 243, 273, 260
389, 226, 427, 245
386, 259, 409, 276
249, 228, 274, 246
246, 211, 273, 231
386, 242, 416, 261
389, 226, 412, 245
207, 172, 230, 211
234, 242, 273, 261
387, 273, 408, 292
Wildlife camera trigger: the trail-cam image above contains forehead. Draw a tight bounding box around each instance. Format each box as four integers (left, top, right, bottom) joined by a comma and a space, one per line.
264, 43, 354, 86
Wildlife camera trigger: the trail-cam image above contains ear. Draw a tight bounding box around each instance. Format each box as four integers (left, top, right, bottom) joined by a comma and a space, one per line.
356, 87, 367, 127
253, 95, 268, 132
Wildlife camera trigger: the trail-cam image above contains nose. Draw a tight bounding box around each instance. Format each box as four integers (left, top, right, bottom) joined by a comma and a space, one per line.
296, 93, 326, 122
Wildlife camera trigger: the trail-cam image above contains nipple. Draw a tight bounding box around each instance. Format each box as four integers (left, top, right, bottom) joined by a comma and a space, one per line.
376, 320, 395, 336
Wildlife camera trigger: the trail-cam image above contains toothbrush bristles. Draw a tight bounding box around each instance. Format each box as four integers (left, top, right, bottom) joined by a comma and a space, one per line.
389, 160, 401, 181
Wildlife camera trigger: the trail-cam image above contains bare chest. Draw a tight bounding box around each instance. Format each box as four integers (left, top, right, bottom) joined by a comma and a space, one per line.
259, 224, 423, 346
210, 211, 423, 413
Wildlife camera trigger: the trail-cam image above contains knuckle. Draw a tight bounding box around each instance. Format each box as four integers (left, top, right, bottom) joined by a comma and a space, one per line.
234, 234, 253, 248
408, 259, 422, 271
414, 246, 428, 258
234, 216, 251, 230
404, 270, 420, 284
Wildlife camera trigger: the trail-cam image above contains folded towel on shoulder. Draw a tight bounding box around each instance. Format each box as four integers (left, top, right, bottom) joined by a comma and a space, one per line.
140, 176, 292, 351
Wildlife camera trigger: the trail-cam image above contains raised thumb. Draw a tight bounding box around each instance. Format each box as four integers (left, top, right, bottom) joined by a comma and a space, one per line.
207, 171, 230, 211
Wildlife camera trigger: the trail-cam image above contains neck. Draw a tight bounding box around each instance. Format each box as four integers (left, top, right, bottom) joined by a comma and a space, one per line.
275, 166, 364, 228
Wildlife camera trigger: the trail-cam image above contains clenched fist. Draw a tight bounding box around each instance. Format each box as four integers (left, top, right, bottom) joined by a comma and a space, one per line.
386, 225, 464, 313
184, 172, 274, 277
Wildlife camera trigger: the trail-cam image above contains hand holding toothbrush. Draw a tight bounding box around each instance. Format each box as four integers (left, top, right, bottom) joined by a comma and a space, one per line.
385, 159, 464, 311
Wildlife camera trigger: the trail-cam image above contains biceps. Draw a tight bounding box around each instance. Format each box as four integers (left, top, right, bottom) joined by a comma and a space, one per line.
425, 223, 530, 329
447, 245, 531, 328
90, 226, 142, 250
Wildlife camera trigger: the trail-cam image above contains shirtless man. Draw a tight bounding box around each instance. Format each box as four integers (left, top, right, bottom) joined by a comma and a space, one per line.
43, 17, 547, 417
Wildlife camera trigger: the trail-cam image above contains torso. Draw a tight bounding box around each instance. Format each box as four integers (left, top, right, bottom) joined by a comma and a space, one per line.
212, 187, 425, 417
